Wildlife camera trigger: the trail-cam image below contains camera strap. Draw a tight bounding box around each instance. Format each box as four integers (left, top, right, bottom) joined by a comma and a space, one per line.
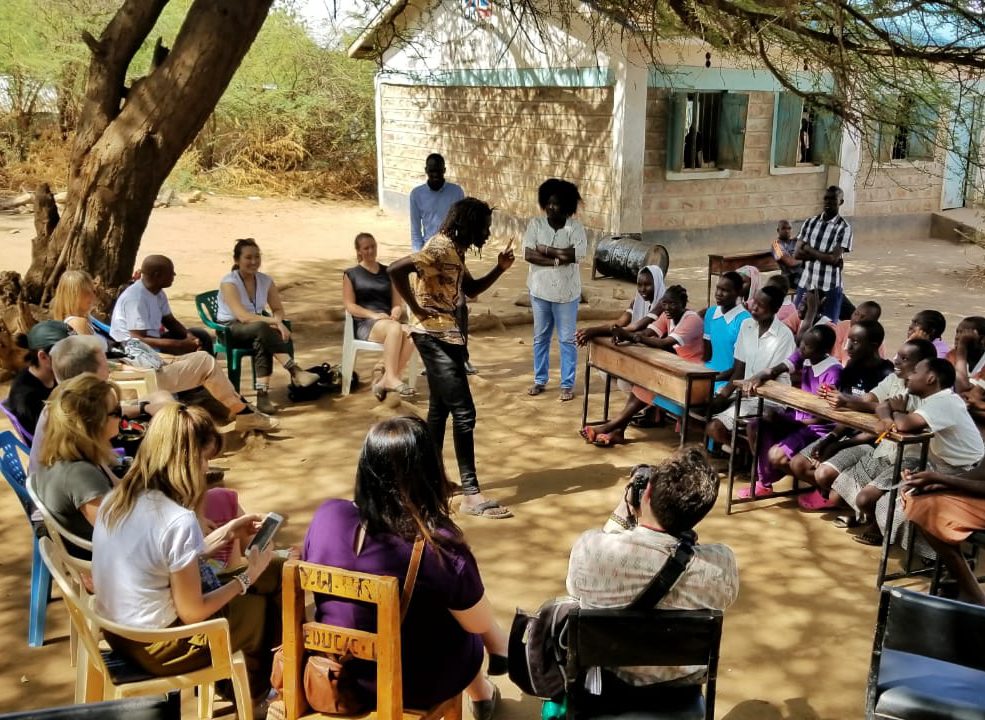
627, 530, 697, 610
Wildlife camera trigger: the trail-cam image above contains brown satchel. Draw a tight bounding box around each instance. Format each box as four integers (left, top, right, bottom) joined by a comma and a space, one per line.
271, 538, 426, 714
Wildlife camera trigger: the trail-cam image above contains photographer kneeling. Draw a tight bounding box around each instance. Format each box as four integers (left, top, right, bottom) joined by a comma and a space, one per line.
565, 448, 739, 715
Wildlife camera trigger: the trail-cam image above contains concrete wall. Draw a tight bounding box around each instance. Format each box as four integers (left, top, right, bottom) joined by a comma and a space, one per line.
641, 88, 830, 232
378, 83, 614, 235
854, 142, 945, 217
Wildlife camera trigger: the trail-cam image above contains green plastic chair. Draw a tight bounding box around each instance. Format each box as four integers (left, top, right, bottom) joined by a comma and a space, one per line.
194, 290, 294, 391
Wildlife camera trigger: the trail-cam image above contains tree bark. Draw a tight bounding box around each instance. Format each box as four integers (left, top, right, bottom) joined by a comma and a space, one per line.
24, 0, 275, 303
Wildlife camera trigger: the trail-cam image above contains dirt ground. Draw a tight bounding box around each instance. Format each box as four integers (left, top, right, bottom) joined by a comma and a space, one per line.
0, 197, 982, 718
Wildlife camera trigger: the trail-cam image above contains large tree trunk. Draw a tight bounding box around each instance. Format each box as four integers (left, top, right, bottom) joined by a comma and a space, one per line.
24, 0, 275, 303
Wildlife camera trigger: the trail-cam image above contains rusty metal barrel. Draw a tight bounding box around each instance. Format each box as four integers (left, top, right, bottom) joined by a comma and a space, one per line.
592, 235, 670, 282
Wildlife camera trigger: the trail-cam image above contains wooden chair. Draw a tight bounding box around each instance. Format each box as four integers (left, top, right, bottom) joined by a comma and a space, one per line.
195, 289, 294, 391
278, 559, 461, 720
564, 607, 724, 720
38, 537, 254, 720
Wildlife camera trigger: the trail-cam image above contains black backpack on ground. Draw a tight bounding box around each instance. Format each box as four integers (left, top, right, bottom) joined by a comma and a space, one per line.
287, 363, 358, 402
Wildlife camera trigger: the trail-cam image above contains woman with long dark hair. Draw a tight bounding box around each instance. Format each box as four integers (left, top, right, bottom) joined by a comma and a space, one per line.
303, 416, 508, 716
216, 238, 319, 413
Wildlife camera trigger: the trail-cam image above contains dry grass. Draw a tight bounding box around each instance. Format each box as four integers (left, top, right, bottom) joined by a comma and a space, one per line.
0, 130, 73, 193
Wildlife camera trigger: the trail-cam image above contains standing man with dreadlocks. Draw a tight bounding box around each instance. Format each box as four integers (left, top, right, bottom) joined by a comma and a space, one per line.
389, 198, 516, 519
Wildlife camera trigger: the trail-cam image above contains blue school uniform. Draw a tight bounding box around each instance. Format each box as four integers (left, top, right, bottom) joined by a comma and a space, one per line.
704, 304, 751, 389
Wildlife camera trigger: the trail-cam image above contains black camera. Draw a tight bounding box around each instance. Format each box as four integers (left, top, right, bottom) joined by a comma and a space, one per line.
628, 464, 655, 508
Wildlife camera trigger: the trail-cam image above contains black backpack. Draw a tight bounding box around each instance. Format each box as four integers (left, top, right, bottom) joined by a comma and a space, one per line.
507, 532, 696, 700
286, 363, 359, 402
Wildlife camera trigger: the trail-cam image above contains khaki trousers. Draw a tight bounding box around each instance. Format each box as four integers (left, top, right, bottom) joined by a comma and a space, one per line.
154, 351, 243, 416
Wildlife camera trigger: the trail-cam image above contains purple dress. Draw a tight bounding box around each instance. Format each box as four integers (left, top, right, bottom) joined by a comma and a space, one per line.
755, 354, 843, 487
303, 499, 484, 708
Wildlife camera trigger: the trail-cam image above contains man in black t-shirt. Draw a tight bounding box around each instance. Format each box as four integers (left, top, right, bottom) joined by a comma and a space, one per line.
789, 319, 893, 508
6, 321, 72, 440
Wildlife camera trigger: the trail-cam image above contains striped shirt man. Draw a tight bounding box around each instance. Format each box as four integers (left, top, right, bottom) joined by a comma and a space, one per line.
796, 212, 853, 293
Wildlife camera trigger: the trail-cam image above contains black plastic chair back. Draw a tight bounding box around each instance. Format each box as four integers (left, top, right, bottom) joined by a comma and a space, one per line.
565, 607, 723, 720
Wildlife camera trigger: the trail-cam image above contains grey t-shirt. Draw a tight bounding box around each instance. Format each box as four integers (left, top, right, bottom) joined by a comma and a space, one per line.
36, 460, 113, 552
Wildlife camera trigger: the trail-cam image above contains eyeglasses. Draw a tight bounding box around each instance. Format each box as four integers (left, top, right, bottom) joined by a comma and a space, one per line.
107, 406, 123, 419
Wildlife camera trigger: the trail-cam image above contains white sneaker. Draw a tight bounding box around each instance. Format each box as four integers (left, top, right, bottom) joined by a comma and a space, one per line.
235, 411, 280, 433
290, 367, 320, 387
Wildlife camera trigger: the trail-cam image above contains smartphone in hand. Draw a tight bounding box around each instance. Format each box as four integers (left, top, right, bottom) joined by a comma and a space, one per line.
246, 512, 285, 553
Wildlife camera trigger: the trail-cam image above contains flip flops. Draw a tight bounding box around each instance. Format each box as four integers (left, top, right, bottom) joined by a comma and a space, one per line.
853, 527, 884, 546
593, 432, 625, 447
394, 383, 417, 398
579, 426, 599, 443
371, 383, 387, 402
559, 388, 574, 402
461, 500, 513, 519
737, 481, 774, 499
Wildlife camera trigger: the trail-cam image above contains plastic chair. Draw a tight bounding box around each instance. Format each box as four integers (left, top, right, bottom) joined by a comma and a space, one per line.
865, 586, 985, 719
0, 430, 51, 647
276, 559, 461, 720
340, 311, 419, 397
0, 398, 34, 447
88, 314, 113, 338
195, 290, 293, 392
38, 537, 253, 720
563, 607, 723, 720
109, 367, 159, 400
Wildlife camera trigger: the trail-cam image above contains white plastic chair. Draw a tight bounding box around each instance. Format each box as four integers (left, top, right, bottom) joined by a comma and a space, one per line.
109, 367, 159, 401
341, 311, 419, 397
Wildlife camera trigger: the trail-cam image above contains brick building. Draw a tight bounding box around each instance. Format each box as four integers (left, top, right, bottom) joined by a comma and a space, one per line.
349, 0, 979, 256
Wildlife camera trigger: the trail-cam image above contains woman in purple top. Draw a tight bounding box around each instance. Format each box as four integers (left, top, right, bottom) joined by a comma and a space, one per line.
745, 325, 843, 497
303, 416, 508, 715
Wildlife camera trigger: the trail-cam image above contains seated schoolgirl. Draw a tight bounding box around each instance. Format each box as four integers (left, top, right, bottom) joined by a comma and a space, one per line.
744, 325, 842, 498
908, 309, 950, 359
766, 274, 800, 334
575, 265, 666, 346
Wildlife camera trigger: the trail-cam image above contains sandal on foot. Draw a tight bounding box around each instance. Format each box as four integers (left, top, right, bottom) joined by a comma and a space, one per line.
629, 411, 662, 428
462, 500, 513, 519
468, 683, 500, 720
854, 528, 884, 546
394, 383, 417, 398
737, 482, 774, 499
559, 388, 574, 402
833, 513, 860, 529
593, 432, 625, 447
579, 426, 599, 443
371, 383, 387, 402
798, 489, 839, 511
527, 384, 546, 396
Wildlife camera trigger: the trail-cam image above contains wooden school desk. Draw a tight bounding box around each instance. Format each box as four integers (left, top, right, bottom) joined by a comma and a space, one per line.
706, 251, 778, 304
582, 338, 717, 447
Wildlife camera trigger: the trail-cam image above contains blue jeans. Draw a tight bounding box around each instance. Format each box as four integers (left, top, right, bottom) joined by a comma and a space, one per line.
793, 285, 844, 323
531, 296, 578, 389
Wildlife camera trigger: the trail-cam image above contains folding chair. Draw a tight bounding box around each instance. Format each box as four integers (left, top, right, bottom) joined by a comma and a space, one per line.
195, 290, 294, 391
0, 398, 34, 447
340, 311, 419, 397
564, 607, 724, 720
276, 559, 460, 720
38, 537, 252, 720
865, 586, 985, 719
0, 430, 51, 647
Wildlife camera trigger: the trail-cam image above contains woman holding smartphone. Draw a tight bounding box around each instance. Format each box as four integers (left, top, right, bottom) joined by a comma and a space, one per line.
92, 403, 283, 715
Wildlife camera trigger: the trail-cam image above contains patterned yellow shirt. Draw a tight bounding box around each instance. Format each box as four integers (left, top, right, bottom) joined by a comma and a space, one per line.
409, 233, 466, 345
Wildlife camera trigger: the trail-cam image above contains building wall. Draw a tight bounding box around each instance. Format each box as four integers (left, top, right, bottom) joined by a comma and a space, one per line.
853, 143, 946, 216
379, 83, 614, 233
641, 88, 830, 232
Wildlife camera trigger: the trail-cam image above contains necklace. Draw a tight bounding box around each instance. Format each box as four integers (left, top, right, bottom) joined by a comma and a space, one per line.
237, 271, 258, 312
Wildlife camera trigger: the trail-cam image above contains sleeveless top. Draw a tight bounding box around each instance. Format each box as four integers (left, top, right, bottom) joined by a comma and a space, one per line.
216, 271, 273, 323
345, 264, 391, 313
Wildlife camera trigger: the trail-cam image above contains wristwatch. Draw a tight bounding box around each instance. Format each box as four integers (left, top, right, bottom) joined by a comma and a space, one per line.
137, 400, 150, 416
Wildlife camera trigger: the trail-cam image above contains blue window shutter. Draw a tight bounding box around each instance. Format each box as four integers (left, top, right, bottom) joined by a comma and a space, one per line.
717, 93, 749, 170
666, 92, 687, 173
907, 101, 938, 161
773, 92, 803, 167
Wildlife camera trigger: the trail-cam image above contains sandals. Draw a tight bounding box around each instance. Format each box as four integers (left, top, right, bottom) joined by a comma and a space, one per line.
461, 499, 513, 519
469, 682, 501, 720
579, 426, 599, 443
372, 383, 387, 402
854, 527, 884, 546
833, 513, 861, 529
798, 489, 840, 511
559, 388, 574, 402
527, 384, 546, 396
394, 383, 417, 398
737, 482, 774, 499
594, 432, 625, 447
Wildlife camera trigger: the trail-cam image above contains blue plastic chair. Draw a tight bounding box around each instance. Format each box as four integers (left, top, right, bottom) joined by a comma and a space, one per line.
194, 290, 293, 391
88, 314, 112, 338
0, 430, 51, 647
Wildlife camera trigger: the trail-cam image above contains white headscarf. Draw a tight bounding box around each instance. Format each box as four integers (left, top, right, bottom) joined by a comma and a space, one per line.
630, 265, 666, 322
737, 265, 762, 305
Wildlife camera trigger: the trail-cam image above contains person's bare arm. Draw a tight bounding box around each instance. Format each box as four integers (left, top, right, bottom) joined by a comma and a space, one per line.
525, 245, 576, 266
65, 316, 92, 335
129, 327, 198, 354
576, 311, 632, 346
387, 257, 432, 320
170, 545, 273, 625
450, 595, 508, 656
906, 462, 985, 497
461, 249, 515, 298
266, 283, 287, 323
389, 283, 404, 322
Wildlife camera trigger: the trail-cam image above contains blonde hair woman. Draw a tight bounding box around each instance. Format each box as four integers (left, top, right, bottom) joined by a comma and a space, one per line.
342, 232, 417, 400
35, 373, 122, 554
92, 404, 281, 711
50, 269, 105, 345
